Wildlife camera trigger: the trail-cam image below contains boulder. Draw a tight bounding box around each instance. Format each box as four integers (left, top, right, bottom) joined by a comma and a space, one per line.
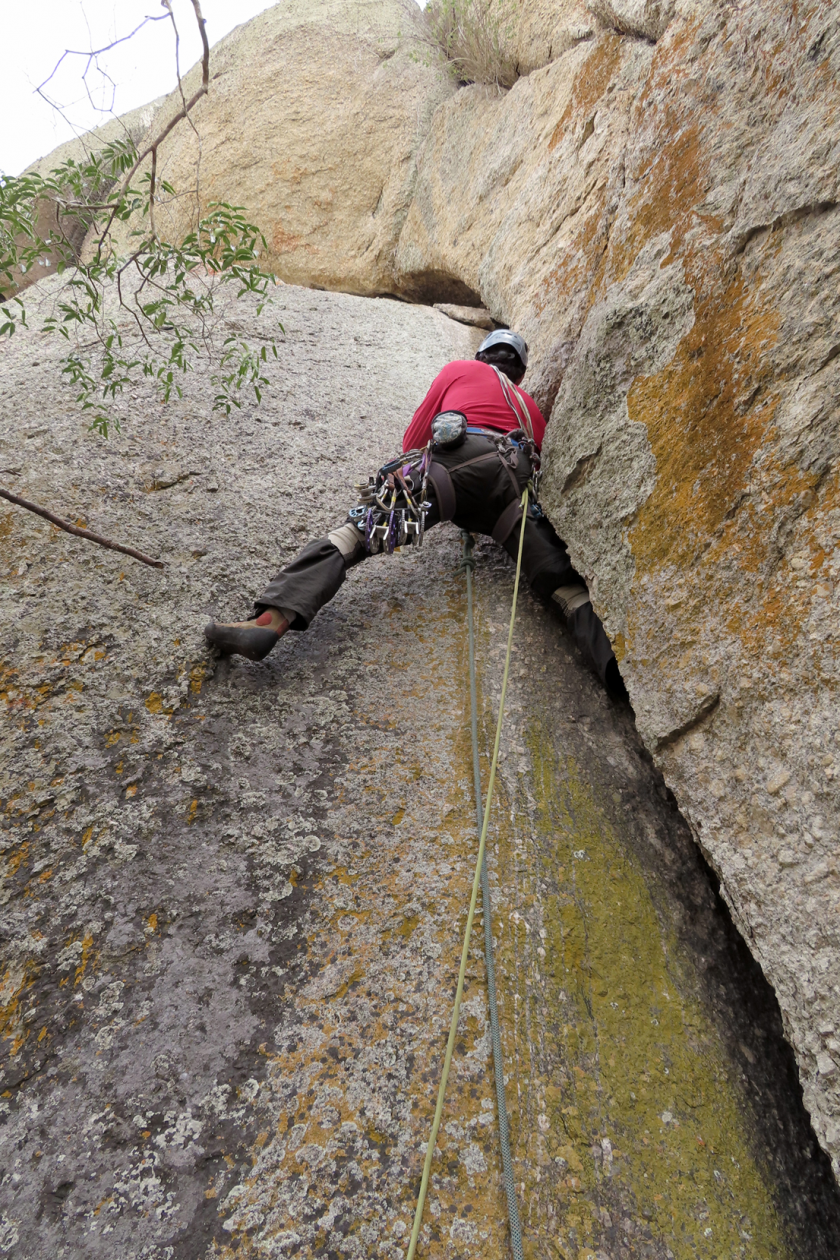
97, 0, 464, 301
395, 33, 654, 412
22, 99, 165, 181
494, 0, 675, 75
2, 276, 839, 1254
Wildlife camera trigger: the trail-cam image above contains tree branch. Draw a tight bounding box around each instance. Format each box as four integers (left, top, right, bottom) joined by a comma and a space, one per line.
97, 0, 211, 252
35, 15, 170, 138
0, 485, 165, 569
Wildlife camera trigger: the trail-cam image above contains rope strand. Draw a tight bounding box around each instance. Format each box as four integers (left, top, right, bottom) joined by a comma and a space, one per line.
464, 530, 524, 1260
406, 488, 529, 1260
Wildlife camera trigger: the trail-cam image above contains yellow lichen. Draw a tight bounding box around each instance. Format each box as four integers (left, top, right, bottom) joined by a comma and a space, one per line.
497, 729, 789, 1258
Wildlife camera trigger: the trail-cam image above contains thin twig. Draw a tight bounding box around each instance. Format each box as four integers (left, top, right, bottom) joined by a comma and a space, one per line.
36, 17, 169, 99
164, 0, 204, 212
61, 202, 120, 211
97, 0, 210, 254
149, 146, 158, 239
0, 485, 165, 569
34, 15, 170, 138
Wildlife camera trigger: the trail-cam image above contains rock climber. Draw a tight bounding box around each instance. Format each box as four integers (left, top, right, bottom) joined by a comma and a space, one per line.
204, 329, 625, 698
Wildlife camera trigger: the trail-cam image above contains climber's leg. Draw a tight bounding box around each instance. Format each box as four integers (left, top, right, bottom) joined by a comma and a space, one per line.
255, 530, 361, 631
205, 504, 442, 659
501, 508, 621, 690
204, 524, 364, 659
435, 436, 621, 690
203, 606, 291, 661
553, 588, 621, 692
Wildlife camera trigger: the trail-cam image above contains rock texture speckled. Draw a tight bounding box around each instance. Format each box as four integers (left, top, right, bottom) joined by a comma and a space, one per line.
2, 279, 840, 1256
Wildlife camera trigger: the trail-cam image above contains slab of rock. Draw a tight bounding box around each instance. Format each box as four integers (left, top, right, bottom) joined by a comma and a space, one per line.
433, 301, 495, 329
96, 0, 466, 302
536, 0, 840, 1178
2, 278, 840, 1254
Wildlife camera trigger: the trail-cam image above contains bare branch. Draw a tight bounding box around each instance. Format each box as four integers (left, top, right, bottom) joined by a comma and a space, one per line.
0, 485, 166, 569
61, 202, 121, 210
164, 0, 204, 210
98, 0, 211, 252
36, 15, 170, 98
34, 15, 170, 138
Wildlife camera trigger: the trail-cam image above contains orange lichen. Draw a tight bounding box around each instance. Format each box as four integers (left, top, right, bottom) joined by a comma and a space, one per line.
189, 663, 206, 694
548, 35, 625, 152
145, 692, 173, 715
74, 932, 97, 986
0, 964, 36, 1056
628, 268, 782, 575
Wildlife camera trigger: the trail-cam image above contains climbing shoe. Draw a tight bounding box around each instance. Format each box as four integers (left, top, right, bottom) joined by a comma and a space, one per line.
204, 609, 288, 661
204, 622, 278, 660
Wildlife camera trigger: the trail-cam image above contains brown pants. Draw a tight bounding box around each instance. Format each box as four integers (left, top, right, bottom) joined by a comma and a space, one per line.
257, 434, 616, 683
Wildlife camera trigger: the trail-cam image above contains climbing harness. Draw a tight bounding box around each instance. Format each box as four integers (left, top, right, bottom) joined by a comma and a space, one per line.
491, 364, 536, 448
348, 413, 538, 558
406, 487, 529, 1260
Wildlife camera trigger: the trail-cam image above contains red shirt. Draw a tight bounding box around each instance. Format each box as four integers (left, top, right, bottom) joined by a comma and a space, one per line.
402, 359, 547, 453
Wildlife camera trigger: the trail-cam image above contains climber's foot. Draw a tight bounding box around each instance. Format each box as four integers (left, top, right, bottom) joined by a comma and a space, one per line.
203, 608, 289, 661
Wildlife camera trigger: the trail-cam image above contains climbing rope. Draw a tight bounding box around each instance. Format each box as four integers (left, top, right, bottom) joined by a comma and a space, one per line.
406, 488, 528, 1260
463, 528, 524, 1260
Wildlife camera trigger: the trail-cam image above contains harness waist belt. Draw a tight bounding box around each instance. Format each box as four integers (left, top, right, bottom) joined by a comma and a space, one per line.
465, 426, 511, 439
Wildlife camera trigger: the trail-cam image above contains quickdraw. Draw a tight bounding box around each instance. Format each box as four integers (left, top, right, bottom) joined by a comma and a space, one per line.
349, 446, 433, 556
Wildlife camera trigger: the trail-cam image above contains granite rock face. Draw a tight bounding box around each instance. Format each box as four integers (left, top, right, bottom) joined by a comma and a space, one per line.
588, 0, 676, 42
492, 0, 594, 75
97, 0, 462, 302
3, 280, 840, 1255
395, 0, 840, 1184
394, 32, 655, 416
538, 0, 840, 1180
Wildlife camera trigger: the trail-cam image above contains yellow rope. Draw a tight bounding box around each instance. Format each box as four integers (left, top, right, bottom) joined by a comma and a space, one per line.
406, 486, 529, 1260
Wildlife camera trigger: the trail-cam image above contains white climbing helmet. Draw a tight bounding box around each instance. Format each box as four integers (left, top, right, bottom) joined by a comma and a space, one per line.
477, 329, 529, 368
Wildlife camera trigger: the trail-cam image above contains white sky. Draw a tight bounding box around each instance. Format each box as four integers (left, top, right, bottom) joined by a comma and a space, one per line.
1, 0, 425, 177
